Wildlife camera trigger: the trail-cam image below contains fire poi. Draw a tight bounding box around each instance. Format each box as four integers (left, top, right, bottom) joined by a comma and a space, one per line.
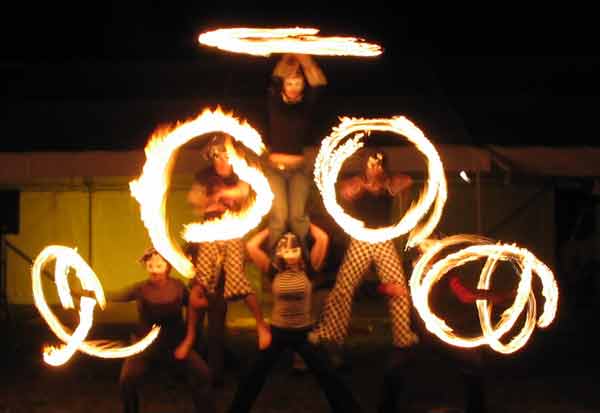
198, 27, 383, 57
313, 116, 447, 247
129, 107, 273, 278
31, 246, 160, 366
410, 235, 559, 354
27, 21, 561, 399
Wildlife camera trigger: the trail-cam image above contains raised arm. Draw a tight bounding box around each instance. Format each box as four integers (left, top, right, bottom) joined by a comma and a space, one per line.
104, 283, 142, 302
309, 223, 330, 272
295, 54, 327, 87
272, 53, 301, 79
272, 53, 327, 87
69, 276, 140, 303
387, 173, 413, 196
339, 175, 365, 201
246, 228, 271, 274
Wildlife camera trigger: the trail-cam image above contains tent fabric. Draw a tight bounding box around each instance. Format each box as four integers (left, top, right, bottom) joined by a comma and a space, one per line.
0, 146, 557, 325
0, 145, 490, 183
489, 146, 600, 177
4, 145, 599, 182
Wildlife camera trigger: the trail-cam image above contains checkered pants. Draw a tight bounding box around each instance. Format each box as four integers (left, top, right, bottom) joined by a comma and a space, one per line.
193, 239, 254, 300
313, 239, 419, 348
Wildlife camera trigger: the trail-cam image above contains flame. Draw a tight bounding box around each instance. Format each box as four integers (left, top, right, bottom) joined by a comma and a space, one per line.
409, 235, 559, 354
129, 107, 272, 278
198, 27, 383, 57
313, 116, 447, 247
182, 140, 273, 242
32, 246, 160, 366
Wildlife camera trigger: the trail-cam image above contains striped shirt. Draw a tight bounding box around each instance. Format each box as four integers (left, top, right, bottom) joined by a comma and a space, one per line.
271, 269, 312, 329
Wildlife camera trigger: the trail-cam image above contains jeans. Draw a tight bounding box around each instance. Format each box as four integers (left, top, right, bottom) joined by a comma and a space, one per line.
265, 165, 311, 254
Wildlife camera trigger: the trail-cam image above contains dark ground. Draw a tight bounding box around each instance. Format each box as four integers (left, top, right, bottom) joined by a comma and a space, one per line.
0, 292, 598, 413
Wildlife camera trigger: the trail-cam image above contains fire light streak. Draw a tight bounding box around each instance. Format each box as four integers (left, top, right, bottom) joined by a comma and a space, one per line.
129, 107, 273, 278
32, 246, 160, 366
409, 235, 559, 354
313, 116, 447, 247
198, 27, 383, 57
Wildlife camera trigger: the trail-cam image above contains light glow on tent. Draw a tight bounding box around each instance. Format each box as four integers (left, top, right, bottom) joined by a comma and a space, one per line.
460, 170, 471, 183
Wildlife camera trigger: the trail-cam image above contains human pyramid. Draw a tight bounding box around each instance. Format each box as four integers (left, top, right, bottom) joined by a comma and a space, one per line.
32, 27, 558, 413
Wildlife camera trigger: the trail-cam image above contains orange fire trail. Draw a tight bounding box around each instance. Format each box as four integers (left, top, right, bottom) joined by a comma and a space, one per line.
32, 246, 160, 366
130, 107, 272, 278
313, 116, 447, 247
198, 27, 383, 57
410, 235, 559, 354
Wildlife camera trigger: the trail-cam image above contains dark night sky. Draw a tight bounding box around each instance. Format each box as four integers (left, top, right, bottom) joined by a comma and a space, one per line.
1, 3, 598, 151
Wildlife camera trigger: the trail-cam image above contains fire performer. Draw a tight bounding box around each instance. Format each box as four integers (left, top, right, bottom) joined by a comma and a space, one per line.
182, 135, 272, 383
308, 149, 419, 411
310, 149, 419, 347
75, 247, 215, 413
264, 53, 327, 261
227, 228, 361, 413
378, 236, 515, 413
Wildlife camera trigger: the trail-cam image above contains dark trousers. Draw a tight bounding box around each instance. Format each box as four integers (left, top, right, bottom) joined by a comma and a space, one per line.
195, 287, 228, 385
228, 326, 362, 413
194, 266, 239, 386
119, 345, 214, 413
378, 323, 487, 413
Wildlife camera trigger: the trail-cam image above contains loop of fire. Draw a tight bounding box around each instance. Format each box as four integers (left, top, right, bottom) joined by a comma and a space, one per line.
129, 107, 274, 279
313, 116, 447, 248
410, 235, 559, 354
28, 27, 560, 367
198, 27, 383, 57
31, 246, 161, 366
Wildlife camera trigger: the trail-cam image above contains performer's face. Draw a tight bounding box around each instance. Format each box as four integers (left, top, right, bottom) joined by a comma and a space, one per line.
146, 254, 170, 283
282, 250, 302, 266
365, 160, 384, 181
212, 150, 233, 177
282, 74, 305, 101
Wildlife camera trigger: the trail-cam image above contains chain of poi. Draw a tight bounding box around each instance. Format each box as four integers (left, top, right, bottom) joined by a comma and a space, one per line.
198, 27, 383, 57
410, 235, 559, 354
129, 107, 273, 278
32, 246, 161, 366
313, 116, 447, 247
